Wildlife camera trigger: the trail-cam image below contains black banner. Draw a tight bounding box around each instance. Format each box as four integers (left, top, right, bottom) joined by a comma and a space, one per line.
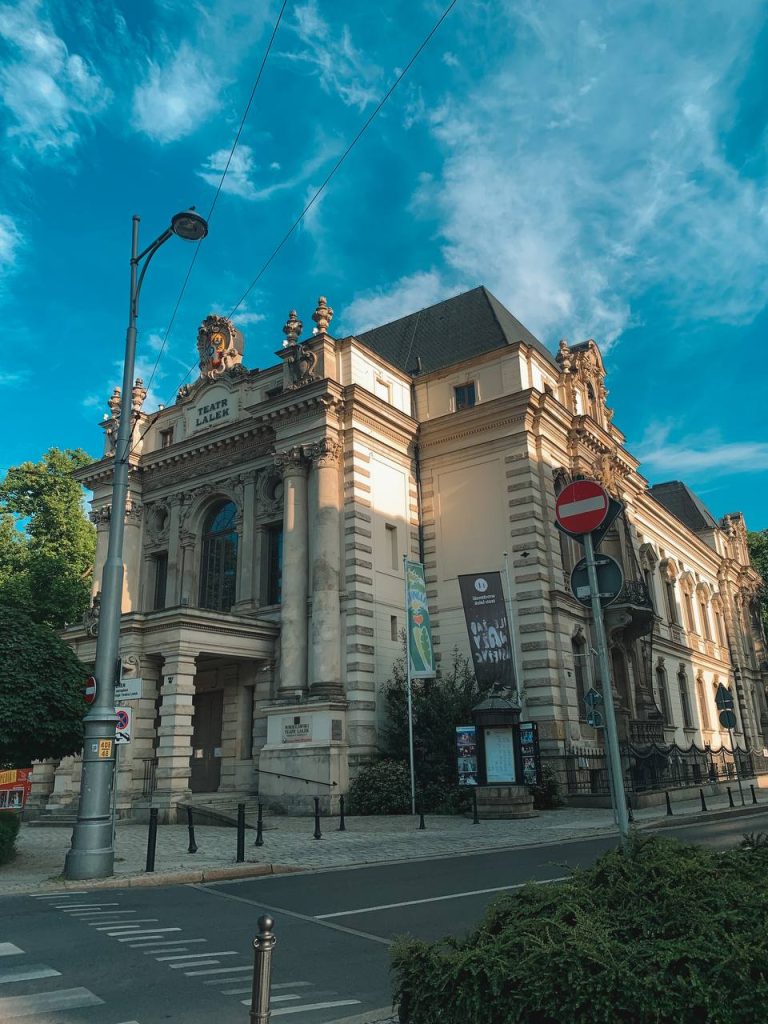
458, 571, 515, 687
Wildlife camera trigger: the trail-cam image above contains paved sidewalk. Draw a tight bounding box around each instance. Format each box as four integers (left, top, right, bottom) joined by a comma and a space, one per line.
2, 793, 764, 894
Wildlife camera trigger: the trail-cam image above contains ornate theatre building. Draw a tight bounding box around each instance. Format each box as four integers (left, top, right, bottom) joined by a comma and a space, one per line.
30, 288, 768, 818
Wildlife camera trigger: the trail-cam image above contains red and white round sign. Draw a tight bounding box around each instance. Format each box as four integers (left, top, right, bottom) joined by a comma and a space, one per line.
555, 480, 609, 536
84, 676, 97, 705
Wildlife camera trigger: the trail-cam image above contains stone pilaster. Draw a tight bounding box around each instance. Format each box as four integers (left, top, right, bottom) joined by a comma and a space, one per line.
308, 437, 343, 698
166, 495, 184, 605
275, 447, 309, 697
235, 471, 258, 610
153, 651, 197, 821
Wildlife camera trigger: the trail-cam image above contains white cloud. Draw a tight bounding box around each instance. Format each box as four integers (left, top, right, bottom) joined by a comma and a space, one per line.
232, 311, 266, 326
395, 1, 768, 349
197, 145, 259, 199
132, 42, 221, 144
0, 0, 110, 156
281, 1, 382, 110
636, 423, 768, 477
343, 271, 451, 335
0, 371, 29, 388
0, 213, 22, 272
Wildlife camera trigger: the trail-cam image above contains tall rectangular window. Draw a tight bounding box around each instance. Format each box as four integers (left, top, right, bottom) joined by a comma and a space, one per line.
390, 615, 398, 641
385, 523, 398, 570
665, 581, 679, 625
152, 552, 168, 610
678, 669, 693, 728
454, 383, 476, 410
655, 665, 671, 725
699, 601, 711, 640
696, 677, 711, 730
159, 427, 174, 448
266, 524, 283, 605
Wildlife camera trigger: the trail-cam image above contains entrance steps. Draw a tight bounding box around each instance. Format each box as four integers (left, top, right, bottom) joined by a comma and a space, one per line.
180, 794, 262, 828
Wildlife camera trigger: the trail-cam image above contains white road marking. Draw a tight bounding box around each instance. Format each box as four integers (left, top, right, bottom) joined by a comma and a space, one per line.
95, 921, 159, 931
70, 910, 137, 917
58, 903, 120, 910
117, 929, 182, 941
317, 876, 570, 918
29, 892, 87, 898
0, 965, 61, 985
217, 982, 312, 993
0, 945, 23, 957
0, 986, 103, 1016
135, 939, 207, 950
156, 951, 238, 961
272, 996, 302, 1003
184, 965, 252, 976
240, 1000, 361, 1016
169, 961, 222, 970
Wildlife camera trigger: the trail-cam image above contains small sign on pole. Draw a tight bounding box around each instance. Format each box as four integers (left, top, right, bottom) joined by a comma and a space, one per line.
115, 707, 132, 745
555, 480, 610, 536
84, 676, 97, 705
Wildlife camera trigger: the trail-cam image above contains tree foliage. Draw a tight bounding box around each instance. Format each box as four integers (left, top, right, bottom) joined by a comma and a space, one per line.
0, 607, 86, 767
747, 529, 768, 633
0, 448, 95, 628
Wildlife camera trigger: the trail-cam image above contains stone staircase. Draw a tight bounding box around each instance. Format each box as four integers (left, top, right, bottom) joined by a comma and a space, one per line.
26, 806, 78, 828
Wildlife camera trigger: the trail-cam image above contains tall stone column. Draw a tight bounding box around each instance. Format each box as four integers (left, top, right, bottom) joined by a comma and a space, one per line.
235, 471, 258, 610
166, 495, 184, 605
275, 447, 309, 698
308, 437, 343, 697
153, 651, 197, 822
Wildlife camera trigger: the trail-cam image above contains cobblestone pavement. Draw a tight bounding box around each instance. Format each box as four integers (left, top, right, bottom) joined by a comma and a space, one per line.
2, 792, 763, 894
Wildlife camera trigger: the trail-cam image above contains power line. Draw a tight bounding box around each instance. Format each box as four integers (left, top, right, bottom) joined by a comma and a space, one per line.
129, 0, 289, 454
135, 0, 459, 453
227, 0, 459, 319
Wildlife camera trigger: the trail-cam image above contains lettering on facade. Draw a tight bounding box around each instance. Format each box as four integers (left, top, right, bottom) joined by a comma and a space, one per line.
195, 398, 230, 428
283, 716, 312, 743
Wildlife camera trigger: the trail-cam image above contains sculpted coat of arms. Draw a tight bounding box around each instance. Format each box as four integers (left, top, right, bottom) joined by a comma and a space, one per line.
197, 315, 244, 379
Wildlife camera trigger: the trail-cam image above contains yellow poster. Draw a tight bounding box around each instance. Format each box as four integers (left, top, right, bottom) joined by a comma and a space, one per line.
98, 739, 113, 759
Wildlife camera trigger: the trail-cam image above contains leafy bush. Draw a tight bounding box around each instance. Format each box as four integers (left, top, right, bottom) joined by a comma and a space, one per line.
349, 760, 411, 815
530, 763, 563, 810
0, 810, 21, 865
392, 834, 768, 1023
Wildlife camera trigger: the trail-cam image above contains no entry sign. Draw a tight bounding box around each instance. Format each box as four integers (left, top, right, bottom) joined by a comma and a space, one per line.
84, 676, 97, 705
556, 480, 609, 536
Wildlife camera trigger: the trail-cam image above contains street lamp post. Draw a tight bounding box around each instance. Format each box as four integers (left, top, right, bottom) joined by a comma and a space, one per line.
65, 209, 208, 881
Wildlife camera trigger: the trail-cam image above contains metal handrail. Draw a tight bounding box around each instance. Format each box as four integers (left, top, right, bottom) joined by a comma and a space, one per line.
255, 768, 337, 789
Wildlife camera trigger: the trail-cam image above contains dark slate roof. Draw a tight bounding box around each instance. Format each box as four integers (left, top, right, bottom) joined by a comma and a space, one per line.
353, 286, 556, 374
649, 481, 720, 533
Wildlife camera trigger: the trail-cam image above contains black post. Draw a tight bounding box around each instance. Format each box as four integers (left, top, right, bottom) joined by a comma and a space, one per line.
626, 795, 634, 824
145, 807, 158, 873
664, 791, 673, 816
186, 805, 198, 854
699, 788, 708, 812
751, 784, 758, 805
254, 802, 264, 847
727, 787, 735, 809
338, 795, 346, 832
313, 797, 322, 840
237, 802, 246, 862
418, 812, 426, 830
249, 914, 276, 1024
472, 788, 480, 825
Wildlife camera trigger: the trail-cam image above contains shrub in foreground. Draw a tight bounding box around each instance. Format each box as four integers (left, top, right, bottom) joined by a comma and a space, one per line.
0, 810, 21, 865
392, 834, 768, 1023
350, 760, 411, 815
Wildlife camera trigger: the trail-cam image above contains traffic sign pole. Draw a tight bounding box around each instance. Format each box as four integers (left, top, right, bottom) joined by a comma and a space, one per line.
727, 725, 745, 807
584, 530, 630, 845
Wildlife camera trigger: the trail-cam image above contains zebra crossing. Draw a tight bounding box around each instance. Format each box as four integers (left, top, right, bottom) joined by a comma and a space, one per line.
29, 890, 362, 1021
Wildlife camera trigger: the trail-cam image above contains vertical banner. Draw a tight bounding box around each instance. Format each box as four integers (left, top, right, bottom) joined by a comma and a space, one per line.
458, 571, 515, 687
455, 726, 478, 786
405, 560, 436, 678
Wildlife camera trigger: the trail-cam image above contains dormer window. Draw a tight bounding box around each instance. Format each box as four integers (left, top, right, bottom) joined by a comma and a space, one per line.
455, 383, 476, 410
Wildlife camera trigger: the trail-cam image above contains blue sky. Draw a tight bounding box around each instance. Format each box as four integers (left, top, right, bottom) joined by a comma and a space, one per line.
1, 0, 767, 529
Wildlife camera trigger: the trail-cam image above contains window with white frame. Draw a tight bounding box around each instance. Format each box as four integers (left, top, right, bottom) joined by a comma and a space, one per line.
454, 382, 476, 410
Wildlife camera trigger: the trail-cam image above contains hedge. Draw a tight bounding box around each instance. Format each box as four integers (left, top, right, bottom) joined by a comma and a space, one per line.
0, 810, 21, 865
392, 834, 768, 1023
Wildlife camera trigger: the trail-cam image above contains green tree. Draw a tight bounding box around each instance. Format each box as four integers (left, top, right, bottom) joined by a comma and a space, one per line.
0, 607, 86, 767
0, 448, 95, 628
747, 529, 768, 633
382, 649, 492, 811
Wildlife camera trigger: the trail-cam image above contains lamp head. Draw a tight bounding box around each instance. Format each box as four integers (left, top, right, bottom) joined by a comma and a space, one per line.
171, 208, 208, 241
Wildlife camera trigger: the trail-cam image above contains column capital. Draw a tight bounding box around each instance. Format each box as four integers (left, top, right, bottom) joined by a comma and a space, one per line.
162, 650, 198, 677
307, 436, 342, 468
275, 446, 309, 477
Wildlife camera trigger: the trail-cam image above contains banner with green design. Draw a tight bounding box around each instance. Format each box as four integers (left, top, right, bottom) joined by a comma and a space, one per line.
405, 560, 436, 678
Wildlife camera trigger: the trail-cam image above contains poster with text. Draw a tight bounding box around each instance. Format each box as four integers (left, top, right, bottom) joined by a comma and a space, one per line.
456, 725, 478, 785
458, 571, 515, 687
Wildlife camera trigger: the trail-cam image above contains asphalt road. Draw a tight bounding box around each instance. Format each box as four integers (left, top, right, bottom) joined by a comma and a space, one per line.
2, 810, 766, 1024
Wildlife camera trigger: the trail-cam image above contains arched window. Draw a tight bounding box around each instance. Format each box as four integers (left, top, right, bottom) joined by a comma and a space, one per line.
655, 662, 671, 725
199, 501, 238, 612
678, 667, 693, 728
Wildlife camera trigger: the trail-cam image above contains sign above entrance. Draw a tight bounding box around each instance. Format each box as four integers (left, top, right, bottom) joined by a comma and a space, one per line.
185, 384, 239, 435
283, 717, 313, 743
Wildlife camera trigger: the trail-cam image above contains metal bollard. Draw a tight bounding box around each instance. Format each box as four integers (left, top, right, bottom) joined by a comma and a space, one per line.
665, 791, 673, 816
145, 808, 158, 873
751, 784, 758, 805
237, 803, 246, 862
626, 796, 634, 824
313, 797, 322, 840
418, 812, 426, 830
699, 788, 708, 812
472, 789, 480, 825
249, 914, 276, 1024
727, 787, 735, 809
187, 805, 198, 854
338, 795, 346, 832
254, 802, 264, 847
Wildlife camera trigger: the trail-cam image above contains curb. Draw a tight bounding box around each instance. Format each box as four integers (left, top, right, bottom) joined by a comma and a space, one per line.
4, 862, 300, 896
325, 1008, 397, 1024
641, 802, 766, 831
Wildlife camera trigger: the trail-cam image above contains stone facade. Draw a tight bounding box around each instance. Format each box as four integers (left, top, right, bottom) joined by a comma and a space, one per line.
31, 288, 768, 819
